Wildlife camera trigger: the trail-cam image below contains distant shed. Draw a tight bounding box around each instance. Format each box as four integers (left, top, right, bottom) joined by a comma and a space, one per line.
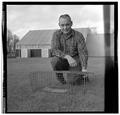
86, 33, 114, 57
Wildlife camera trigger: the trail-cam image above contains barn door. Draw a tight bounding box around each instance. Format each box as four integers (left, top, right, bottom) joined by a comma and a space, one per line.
30, 49, 41, 57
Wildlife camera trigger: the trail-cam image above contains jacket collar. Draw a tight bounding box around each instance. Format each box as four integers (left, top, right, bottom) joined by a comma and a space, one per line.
60, 29, 74, 39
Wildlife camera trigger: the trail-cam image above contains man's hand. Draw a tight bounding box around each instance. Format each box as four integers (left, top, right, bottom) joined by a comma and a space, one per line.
82, 66, 87, 72
64, 55, 77, 67
82, 67, 87, 78
82, 68, 87, 72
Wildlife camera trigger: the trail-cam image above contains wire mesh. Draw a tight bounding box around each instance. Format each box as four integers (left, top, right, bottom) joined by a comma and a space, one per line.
29, 71, 94, 93
29, 71, 95, 112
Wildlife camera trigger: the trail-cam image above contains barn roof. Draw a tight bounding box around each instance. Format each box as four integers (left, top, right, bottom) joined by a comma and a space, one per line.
17, 28, 91, 46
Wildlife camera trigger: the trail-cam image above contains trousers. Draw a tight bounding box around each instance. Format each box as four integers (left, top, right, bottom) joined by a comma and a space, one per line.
51, 56, 82, 83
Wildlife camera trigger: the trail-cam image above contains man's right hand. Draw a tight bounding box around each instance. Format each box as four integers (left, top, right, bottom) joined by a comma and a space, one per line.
64, 55, 77, 67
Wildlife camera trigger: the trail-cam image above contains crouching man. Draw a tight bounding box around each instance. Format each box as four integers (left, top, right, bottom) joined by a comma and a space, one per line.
51, 14, 88, 85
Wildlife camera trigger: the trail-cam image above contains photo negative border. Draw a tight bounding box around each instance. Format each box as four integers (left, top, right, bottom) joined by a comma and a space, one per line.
2, 1, 118, 113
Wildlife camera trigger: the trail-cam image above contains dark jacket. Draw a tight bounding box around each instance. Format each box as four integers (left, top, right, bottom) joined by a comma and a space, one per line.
51, 29, 88, 69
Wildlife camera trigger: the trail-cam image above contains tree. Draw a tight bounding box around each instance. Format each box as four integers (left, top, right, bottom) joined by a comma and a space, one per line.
7, 29, 13, 53
13, 34, 19, 51
7, 29, 19, 55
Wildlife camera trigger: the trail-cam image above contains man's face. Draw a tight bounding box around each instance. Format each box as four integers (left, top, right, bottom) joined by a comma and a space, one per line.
59, 18, 72, 34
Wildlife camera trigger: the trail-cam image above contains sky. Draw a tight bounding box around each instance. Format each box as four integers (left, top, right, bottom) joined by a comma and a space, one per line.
7, 5, 114, 39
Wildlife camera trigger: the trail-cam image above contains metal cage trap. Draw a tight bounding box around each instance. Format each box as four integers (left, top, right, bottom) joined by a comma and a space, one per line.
29, 71, 95, 95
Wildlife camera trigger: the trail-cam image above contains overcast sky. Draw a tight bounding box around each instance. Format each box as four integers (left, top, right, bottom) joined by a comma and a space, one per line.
7, 5, 114, 39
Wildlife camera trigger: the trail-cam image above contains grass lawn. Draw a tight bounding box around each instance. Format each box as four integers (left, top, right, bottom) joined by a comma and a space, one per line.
7, 57, 105, 112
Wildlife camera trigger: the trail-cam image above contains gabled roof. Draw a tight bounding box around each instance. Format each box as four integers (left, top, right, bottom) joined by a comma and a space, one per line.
17, 28, 91, 46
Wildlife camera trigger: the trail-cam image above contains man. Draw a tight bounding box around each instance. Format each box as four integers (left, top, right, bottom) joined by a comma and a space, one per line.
51, 14, 88, 85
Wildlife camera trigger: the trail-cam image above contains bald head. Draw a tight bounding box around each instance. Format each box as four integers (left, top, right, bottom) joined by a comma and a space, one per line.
59, 14, 72, 22
58, 14, 73, 34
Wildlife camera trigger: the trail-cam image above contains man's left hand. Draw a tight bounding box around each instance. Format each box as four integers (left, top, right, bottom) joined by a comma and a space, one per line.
82, 68, 87, 78
82, 68, 87, 72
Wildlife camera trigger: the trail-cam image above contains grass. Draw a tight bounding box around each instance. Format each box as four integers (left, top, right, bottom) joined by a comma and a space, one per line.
7, 57, 104, 112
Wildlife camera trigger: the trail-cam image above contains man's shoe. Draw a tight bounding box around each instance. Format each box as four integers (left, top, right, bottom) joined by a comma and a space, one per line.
56, 73, 66, 84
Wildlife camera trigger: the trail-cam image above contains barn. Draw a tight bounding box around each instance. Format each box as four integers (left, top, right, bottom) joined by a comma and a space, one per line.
16, 28, 114, 58
16, 28, 91, 58
16, 29, 53, 58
